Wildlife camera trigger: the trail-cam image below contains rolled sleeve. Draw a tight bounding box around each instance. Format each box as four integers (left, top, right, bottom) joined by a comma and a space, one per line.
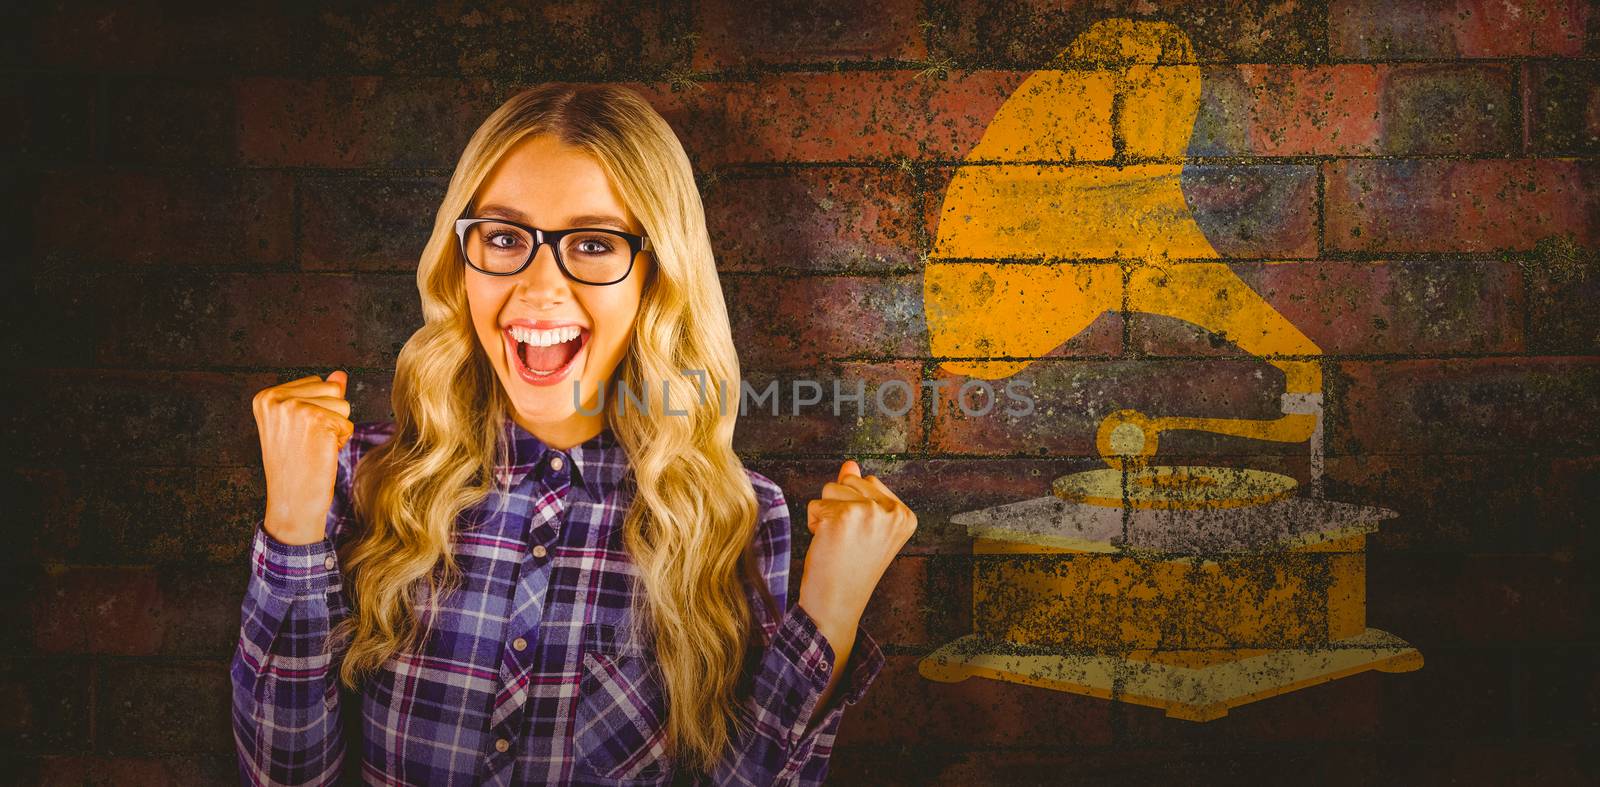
250, 519, 343, 598
775, 602, 886, 741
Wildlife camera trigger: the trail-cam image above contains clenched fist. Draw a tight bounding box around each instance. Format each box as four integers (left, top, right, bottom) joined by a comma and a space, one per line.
253, 370, 354, 546
796, 460, 917, 637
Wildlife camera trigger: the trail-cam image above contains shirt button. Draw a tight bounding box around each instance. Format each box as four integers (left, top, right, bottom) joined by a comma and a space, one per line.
532, 544, 547, 558
323, 556, 336, 570
512, 637, 527, 652
549, 455, 564, 472
495, 737, 510, 753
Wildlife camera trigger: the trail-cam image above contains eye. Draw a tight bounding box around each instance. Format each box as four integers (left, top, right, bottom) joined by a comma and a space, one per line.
574, 237, 615, 255
486, 231, 523, 251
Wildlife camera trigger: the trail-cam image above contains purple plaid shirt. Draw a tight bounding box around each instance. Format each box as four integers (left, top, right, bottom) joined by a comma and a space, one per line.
231, 416, 885, 785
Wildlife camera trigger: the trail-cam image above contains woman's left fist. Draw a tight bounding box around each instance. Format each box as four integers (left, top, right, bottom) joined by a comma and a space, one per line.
796, 460, 918, 626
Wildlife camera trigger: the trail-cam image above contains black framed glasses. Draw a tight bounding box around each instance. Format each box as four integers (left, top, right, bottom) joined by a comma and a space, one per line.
455, 216, 651, 286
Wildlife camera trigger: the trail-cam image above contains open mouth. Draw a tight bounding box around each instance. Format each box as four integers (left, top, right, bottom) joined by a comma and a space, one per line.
502, 324, 588, 386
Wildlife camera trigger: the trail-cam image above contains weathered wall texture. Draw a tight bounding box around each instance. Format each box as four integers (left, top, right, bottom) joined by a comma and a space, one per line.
3, 0, 1597, 784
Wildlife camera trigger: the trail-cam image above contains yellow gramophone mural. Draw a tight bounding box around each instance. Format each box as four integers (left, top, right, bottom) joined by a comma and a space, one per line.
917, 19, 1423, 721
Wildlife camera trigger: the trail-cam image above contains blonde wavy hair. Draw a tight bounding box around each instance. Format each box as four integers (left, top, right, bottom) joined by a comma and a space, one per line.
329, 84, 781, 773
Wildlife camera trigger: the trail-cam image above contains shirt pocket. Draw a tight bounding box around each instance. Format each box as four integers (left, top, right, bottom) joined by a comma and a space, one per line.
572, 622, 674, 784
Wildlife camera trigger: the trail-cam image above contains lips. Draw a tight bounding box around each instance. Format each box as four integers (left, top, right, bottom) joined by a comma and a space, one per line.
501, 323, 589, 387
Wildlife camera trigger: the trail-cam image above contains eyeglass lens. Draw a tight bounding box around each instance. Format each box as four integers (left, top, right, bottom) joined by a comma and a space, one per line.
462, 221, 633, 284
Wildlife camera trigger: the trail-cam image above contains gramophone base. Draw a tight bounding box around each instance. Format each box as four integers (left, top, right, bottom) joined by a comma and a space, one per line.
917, 628, 1422, 722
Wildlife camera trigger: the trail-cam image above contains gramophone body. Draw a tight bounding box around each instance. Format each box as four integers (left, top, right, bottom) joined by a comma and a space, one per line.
916, 19, 1420, 720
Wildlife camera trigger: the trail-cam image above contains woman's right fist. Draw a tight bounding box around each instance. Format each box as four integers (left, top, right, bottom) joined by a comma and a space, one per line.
253, 370, 354, 546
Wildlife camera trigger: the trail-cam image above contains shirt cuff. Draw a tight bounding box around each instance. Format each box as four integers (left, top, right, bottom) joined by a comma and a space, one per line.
773, 604, 886, 727
250, 518, 342, 597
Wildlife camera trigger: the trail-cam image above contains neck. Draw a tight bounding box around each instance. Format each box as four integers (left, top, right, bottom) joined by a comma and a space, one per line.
511, 408, 605, 451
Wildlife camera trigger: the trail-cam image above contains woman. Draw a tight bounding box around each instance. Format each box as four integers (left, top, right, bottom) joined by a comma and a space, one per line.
232, 84, 914, 786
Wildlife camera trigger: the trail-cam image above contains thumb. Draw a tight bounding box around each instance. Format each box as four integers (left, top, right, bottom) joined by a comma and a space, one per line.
838, 459, 861, 482
327, 369, 348, 398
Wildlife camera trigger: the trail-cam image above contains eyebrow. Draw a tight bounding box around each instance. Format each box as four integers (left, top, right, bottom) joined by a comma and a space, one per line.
476, 203, 632, 232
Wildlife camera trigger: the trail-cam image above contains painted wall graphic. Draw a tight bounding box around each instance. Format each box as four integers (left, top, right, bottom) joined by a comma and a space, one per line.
917, 19, 1422, 721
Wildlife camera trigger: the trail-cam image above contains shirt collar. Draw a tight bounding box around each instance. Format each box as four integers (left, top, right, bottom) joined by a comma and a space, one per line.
494, 414, 628, 498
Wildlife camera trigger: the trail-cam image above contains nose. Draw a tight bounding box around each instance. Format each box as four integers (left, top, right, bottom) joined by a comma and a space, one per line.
510, 241, 573, 303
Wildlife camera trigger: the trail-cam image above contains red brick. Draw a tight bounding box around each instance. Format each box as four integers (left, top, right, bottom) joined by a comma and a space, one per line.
27, 2, 245, 72
237, 77, 499, 168
1331, 358, 1600, 456
1324, 454, 1585, 553
1518, 645, 1600, 738
0, 660, 91, 752
253, 4, 683, 78
1115, 663, 1382, 745
1325, 159, 1598, 254
1211, 65, 1383, 157
921, 70, 1035, 161
755, 457, 1121, 556
33, 168, 294, 267
2, 369, 277, 466
702, 168, 921, 272
1375, 646, 1516, 739
715, 72, 931, 165
1130, 260, 1526, 357
1376, 742, 1598, 785
154, 569, 249, 657
1522, 234, 1600, 355
1378, 64, 1517, 155
73, 467, 266, 566
32, 755, 237, 785
932, 358, 1293, 457
691, 0, 926, 70
25, 4, 682, 76
1541, 457, 1600, 554
1525, 60, 1600, 156
732, 362, 923, 455
1170, 165, 1321, 258
856, 556, 929, 646
1369, 552, 1593, 645
842, 654, 1114, 747
618, 80, 732, 168
93, 272, 418, 369
724, 275, 925, 367
106, 77, 237, 165
923, 162, 1318, 259
31, 566, 162, 656
97, 661, 233, 754
300, 176, 448, 271
933, 0, 1329, 65
837, 743, 1383, 785
1331, 0, 1593, 59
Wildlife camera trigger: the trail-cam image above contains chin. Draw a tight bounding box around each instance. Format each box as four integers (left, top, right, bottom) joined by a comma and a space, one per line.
504, 371, 595, 419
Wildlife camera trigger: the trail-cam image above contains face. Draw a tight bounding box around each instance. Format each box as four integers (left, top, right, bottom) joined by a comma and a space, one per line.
463, 134, 652, 448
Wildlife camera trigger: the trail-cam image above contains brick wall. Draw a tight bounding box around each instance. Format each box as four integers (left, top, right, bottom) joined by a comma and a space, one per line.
4, 1, 1596, 784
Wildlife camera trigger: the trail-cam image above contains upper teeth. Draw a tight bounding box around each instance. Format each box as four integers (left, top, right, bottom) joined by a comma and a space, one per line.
510, 325, 580, 347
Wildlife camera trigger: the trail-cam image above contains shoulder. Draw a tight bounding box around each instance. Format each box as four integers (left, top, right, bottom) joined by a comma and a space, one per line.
743, 467, 788, 522
331, 420, 397, 514
741, 468, 792, 626
742, 467, 791, 566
